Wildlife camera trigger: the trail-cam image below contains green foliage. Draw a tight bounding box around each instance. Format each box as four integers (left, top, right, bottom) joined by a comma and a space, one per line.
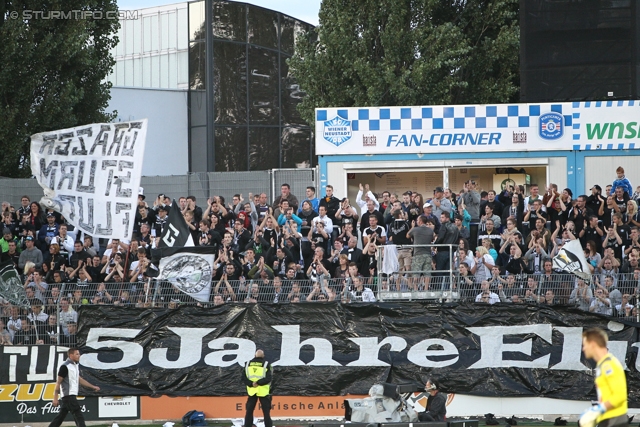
0, 0, 119, 177
288, 0, 520, 125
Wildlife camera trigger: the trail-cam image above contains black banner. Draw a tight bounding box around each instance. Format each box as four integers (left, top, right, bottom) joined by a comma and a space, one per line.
0, 395, 100, 424
4, 303, 640, 406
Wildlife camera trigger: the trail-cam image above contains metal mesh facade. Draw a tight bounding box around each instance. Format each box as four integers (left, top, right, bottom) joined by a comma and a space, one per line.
188, 0, 315, 172
0, 169, 316, 209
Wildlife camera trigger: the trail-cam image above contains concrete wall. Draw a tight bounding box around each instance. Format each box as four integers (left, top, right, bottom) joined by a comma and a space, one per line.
584, 155, 640, 194
108, 86, 189, 176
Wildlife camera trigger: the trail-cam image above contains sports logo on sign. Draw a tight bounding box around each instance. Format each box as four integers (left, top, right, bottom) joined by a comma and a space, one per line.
539, 112, 563, 140
160, 254, 214, 299
323, 116, 352, 146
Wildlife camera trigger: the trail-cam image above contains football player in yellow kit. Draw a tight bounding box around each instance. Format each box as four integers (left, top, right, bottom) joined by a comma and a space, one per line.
580, 328, 628, 427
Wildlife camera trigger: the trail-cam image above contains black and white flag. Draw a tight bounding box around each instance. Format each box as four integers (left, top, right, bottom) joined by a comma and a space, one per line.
158, 247, 217, 302
30, 120, 148, 240
552, 239, 591, 280
158, 200, 194, 248
0, 260, 29, 308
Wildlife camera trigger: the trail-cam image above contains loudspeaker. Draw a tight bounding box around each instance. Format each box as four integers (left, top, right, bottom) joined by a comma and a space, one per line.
447, 420, 479, 427
520, 0, 640, 102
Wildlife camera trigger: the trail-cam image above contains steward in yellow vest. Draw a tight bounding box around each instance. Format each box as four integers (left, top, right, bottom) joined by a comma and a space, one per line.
243, 350, 273, 427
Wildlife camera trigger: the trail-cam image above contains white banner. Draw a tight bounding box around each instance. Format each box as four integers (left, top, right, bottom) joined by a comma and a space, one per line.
315, 101, 640, 155
159, 251, 215, 303
30, 119, 147, 240
98, 396, 138, 418
553, 239, 592, 280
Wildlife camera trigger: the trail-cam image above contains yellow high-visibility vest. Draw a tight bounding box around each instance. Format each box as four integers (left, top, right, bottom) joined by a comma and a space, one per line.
245, 361, 270, 397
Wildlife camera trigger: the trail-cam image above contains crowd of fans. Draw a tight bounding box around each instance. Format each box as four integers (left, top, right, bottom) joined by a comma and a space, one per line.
1, 166, 640, 344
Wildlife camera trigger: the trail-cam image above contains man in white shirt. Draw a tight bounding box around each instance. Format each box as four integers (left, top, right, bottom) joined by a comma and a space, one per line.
589, 289, 612, 316
348, 275, 377, 302
356, 183, 379, 215
52, 224, 75, 259
27, 302, 49, 323
524, 184, 546, 213
58, 298, 78, 336
363, 216, 387, 245
475, 281, 500, 304
311, 206, 333, 237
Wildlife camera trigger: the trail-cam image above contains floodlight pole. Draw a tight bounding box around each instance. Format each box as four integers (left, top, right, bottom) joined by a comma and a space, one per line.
205, 0, 215, 171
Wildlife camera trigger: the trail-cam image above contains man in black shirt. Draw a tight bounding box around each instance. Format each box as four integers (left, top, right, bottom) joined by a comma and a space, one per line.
613, 187, 630, 215
586, 185, 605, 219
418, 379, 447, 422
319, 185, 341, 223
580, 215, 604, 254
70, 241, 90, 269
566, 195, 593, 235
435, 213, 459, 275
389, 210, 412, 273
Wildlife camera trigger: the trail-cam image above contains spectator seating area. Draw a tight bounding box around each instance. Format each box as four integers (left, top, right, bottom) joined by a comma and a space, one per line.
1, 167, 640, 345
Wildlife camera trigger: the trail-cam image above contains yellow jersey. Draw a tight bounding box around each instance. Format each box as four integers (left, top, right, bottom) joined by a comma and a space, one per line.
595, 353, 627, 423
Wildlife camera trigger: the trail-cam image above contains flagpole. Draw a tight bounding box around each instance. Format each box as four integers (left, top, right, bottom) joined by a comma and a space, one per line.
144, 277, 151, 306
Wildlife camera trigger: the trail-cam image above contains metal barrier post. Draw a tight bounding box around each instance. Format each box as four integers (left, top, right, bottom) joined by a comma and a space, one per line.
58, 282, 66, 344
151, 280, 160, 307
377, 245, 383, 302
448, 243, 454, 301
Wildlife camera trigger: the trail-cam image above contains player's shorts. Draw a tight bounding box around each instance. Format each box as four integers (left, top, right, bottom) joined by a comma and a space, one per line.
597, 415, 629, 427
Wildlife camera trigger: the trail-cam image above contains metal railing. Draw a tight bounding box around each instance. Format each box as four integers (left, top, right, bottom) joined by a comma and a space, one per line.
4, 271, 640, 345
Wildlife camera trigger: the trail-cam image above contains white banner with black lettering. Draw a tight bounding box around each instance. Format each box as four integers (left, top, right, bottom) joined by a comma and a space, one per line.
30, 120, 147, 240
158, 247, 216, 302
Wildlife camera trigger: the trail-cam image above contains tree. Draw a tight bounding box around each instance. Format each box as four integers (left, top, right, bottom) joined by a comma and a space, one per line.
0, 0, 119, 177
288, 0, 520, 125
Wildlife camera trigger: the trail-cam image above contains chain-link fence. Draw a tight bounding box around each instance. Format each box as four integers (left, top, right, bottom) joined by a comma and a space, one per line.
5, 270, 640, 346
0, 168, 317, 208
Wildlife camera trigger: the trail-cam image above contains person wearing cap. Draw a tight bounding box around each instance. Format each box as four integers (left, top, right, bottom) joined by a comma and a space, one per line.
587, 184, 605, 219
138, 187, 146, 206
431, 186, 452, 219
154, 204, 169, 236
38, 213, 59, 250
422, 203, 441, 234
18, 235, 43, 270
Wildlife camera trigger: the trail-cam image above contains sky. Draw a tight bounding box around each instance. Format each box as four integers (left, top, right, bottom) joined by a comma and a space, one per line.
117, 0, 322, 26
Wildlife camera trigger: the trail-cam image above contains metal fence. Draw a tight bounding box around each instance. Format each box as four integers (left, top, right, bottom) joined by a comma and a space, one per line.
5, 271, 640, 346
0, 168, 317, 207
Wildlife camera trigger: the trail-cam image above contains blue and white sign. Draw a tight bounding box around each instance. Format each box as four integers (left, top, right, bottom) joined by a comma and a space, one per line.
315, 101, 640, 155
539, 112, 563, 140
323, 116, 352, 146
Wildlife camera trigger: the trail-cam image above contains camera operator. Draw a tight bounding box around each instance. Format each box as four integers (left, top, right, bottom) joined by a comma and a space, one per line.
418, 379, 447, 422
